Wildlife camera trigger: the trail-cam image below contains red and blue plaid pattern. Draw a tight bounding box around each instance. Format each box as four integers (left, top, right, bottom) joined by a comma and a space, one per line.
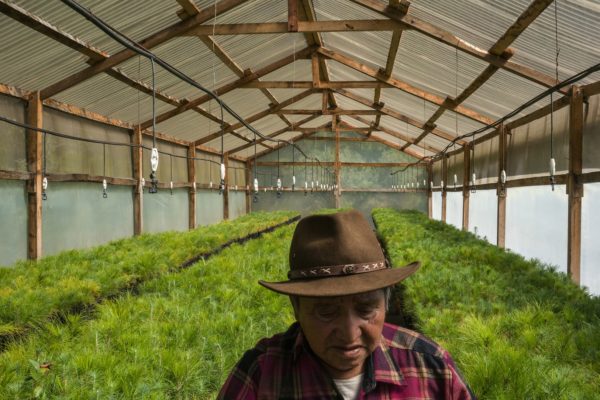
218, 322, 475, 399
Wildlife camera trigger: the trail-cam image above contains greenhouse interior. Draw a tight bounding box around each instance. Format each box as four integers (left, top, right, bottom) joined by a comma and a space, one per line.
1, 0, 599, 398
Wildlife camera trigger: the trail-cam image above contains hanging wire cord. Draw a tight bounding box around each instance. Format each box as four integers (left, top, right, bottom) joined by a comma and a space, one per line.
390, 58, 600, 176
59, 0, 320, 166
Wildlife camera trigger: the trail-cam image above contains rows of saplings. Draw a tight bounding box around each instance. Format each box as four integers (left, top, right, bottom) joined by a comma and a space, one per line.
374, 208, 600, 399
0, 213, 302, 398
0, 210, 299, 352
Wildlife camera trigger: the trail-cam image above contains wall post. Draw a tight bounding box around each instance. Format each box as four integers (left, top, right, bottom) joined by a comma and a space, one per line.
26, 91, 43, 259
567, 85, 583, 285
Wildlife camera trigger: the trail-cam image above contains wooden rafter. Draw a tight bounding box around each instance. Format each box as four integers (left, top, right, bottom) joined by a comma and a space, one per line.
194, 89, 316, 145
317, 46, 495, 125
338, 120, 423, 159
407, 0, 555, 150
39, 0, 249, 99
241, 81, 392, 89
333, 88, 466, 145
141, 46, 313, 130
350, 0, 568, 94
227, 115, 318, 154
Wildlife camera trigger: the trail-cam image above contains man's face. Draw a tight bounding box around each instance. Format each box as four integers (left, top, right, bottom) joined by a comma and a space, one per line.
295, 290, 386, 379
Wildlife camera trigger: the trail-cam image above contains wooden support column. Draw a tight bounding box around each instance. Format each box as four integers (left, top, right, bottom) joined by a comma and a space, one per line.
427, 162, 433, 219
567, 85, 584, 285
245, 160, 252, 214
288, 0, 298, 32
132, 126, 143, 235
497, 125, 507, 248
187, 144, 196, 230
334, 116, 341, 208
462, 144, 471, 231
441, 156, 448, 222
26, 91, 43, 260
223, 155, 230, 220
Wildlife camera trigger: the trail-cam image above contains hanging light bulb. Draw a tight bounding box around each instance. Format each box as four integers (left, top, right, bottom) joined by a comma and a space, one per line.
219, 162, 226, 194
235, 185, 238, 191
42, 176, 48, 200
549, 158, 556, 177
192, 182, 196, 191
253, 177, 259, 193
141, 177, 146, 190
149, 148, 159, 194
276, 177, 282, 198
423, 179, 426, 187
430, 180, 433, 190
209, 180, 213, 189
500, 170, 507, 185
440, 180, 444, 191
292, 175, 296, 191
453, 174, 458, 189
170, 181, 174, 195
102, 179, 108, 198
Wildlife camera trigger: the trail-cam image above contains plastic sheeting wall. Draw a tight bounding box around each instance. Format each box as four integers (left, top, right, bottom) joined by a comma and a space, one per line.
468, 189, 497, 244
143, 188, 188, 234
340, 192, 426, 217
0, 94, 26, 171
506, 185, 568, 274
0, 180, 27, 266
42, 182, 133, 257
228, 191, 246, 219
252, 192, 335, 215
432, 191, 442, 220
196, 190, 223, 226
581, 183, 600, 296
583, 94, 600, 172
445, 191, 463, 230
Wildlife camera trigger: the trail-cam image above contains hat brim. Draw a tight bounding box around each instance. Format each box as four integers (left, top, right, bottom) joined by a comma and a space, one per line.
258, 261, 420, 297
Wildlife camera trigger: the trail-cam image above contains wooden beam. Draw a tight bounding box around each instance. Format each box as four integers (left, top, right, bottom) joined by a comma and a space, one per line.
26, 91, 43, 260
39, 0, 248, 99
133, 127, 143, 235
312, 53, 321, 88
318, 46, 494, 125
194, 88, 315, 145
226, 115, 318, 154
187, 144, 196, 230
146, 46, 312, 130
257, 161, 423, 167
339, 121, 423, 159
279, 109, 381, 115
241, 81, 391, 89
334, 116, 341, 207
462, 143, 470, 231
185, 19, 403, 35
567, 85, 583, 285
497, 125, 507, 248
0, 169, 32, 180
288, 0, 298, 32
334, 88, 466, 145
349, 0, 568, 93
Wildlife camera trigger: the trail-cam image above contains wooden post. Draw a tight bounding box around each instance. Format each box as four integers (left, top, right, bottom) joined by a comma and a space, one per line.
334, 116, 341, 208
427, 162, 433, 218
287, 0, 298, 32
441, 156, 447, 222
462, 144, 471, 231
132, 126, 143, 235
26, 91, 43, 260
497, 125, 507, 248
567, 85, 583, 285
245, 160, 252, 214
223, 155, 230, 220
312, 53, 321, 89
187, 144, 196, 230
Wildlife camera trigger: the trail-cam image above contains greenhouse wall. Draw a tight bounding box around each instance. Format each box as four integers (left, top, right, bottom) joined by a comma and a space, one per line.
196, 189, 224, 226
445, 191, 463, 230
582, 183, 600, 296
468, 189, 497, 244
252, 191, 335, 216
0, 180, 27, 266
42, 182, 134, 257
143, 188, 188, 234
228, 190, 246, 219
432, 191, 442, 220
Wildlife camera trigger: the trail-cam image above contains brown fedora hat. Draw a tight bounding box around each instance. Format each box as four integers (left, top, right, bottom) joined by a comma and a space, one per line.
259, 209, 420, 297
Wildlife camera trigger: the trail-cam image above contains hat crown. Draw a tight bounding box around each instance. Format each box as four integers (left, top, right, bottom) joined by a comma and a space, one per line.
289, 210, 385, 277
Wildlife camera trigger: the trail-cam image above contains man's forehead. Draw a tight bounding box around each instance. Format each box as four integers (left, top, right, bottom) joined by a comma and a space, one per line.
302, 290, 384, 305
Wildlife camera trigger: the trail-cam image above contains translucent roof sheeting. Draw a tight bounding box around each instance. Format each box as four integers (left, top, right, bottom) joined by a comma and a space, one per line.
0, 0, 598, 160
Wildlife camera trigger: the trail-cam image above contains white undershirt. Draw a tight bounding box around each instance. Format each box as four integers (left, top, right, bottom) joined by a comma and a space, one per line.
332, 374, 363, 400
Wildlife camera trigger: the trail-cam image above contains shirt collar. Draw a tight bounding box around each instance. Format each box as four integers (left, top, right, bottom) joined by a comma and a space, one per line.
292, 325, 405, 392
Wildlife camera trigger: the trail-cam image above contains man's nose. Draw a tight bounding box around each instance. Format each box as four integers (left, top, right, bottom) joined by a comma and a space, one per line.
334, 311, 363, 343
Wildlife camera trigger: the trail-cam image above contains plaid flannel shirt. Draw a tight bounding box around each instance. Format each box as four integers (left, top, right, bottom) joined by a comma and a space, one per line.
218, 322, 475, 399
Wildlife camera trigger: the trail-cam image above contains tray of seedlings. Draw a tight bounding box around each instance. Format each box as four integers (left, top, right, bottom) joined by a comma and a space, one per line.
0, 211, 299, 352
0, 213, 300, 398
373, 208, 600, 399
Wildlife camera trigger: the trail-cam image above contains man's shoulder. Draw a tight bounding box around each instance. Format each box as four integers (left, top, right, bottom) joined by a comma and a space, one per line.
381, 322, 447, 359
241, 322, 300, 363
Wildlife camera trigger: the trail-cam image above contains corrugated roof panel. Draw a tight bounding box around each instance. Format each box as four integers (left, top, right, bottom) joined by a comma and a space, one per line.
379, 88, 432, 122
379, 115, 417, 139
282, 93, 323, 110
510, 1, 600, 85
12, 0, 183, 55
218, 88, 272, 120
334, 94, 374, 110
435, 110, 488, 138
326, 60, 376, 81
301, 115, 331, 128
215, 33, 308, 72
322, 31, 392, 69
0, 15, 88, 91
314, 0, 388, 20
234, 145, 270, 159
155, 110, 211, 142
373, 132, 406, 147
262, 59, 312, 81
343, 115, 370, 128
199, 0, 284, 24
236, 114, 289, 137
403, 144, 436, 158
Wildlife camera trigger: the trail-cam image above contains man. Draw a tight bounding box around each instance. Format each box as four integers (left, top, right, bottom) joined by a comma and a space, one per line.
218, 210, 475, 399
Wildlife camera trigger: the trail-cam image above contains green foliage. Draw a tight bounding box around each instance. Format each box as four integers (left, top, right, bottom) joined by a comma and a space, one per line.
0, 215, 298, 399
0, 211, 298, 347
373, 208, 600, 399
